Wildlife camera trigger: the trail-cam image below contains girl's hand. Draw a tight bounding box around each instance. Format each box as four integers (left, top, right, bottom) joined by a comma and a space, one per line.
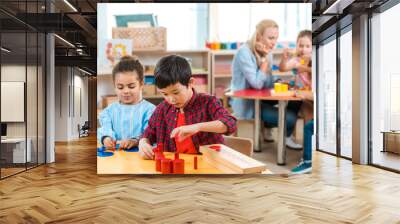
119, 139, 138, 149
302, 54, 312, 62
297, 64, 311, 73
103, 137, 116, 149
296, 90, 313, 101
282, 48, 290, 60
138, 139, 154, 160
170, 124, 199, 142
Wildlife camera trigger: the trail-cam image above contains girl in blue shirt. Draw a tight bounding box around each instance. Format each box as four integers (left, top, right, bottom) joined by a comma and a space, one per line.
230, 19, 301, 149
97, 56, 155, 149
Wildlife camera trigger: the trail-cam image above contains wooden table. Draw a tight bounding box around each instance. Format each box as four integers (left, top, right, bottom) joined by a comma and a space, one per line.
226, 89, 302, 165
97, 144, 272, 174
381, 131, 400, 154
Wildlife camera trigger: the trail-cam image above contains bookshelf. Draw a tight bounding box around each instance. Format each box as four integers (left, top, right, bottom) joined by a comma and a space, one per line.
210, 50, 236, 100
134, 50, 211, 103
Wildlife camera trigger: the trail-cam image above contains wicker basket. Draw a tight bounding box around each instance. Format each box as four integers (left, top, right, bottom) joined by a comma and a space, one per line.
112, 27, 167, 52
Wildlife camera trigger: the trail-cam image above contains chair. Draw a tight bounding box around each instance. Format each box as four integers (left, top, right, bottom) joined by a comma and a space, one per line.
78, 121, 90, 138
223, 135, 253, 157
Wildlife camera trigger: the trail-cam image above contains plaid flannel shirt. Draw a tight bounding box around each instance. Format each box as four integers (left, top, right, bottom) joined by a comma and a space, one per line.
142, 89, 237, 152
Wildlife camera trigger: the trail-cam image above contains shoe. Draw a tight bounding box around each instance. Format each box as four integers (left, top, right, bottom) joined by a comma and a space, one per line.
286, 136, 302, 150
264, 128, 274, 142
291, 160, 312, 174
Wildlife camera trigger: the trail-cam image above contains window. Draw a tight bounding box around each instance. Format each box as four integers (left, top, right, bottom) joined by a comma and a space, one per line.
371, 3, 400, 171
210, 3, 312, 42
339, 28, 352, 158
317, 37, 337, 154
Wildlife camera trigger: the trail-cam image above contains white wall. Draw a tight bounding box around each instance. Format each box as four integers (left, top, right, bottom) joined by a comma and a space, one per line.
97, 74, 115, 107
1, 65, 29, 138
1, 64, 46, 163
54, 67, 89, 141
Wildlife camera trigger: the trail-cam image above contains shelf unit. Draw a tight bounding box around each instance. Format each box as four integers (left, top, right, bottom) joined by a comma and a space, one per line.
134, 50, 211, 103
211, 50, 236, 100
98, 48, 297, 108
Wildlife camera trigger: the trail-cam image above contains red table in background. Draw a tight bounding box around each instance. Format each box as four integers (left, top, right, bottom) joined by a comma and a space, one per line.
226, 89, 301, 165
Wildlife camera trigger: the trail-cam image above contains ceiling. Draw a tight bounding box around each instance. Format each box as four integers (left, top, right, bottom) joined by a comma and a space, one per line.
1, 0, 396, 74
311, 0, 391, 43
0, 0, 99, 73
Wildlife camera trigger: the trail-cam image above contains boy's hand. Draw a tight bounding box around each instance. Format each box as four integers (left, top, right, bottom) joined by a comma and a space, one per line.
119, 139, 138, 149
103, 137, 116, 149
138, 138, 154, 160
171, 124, 199, 142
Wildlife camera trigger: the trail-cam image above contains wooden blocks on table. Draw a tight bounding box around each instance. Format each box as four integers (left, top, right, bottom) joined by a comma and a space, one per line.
154, 147, 185, 174
173, 159, 185, 174
194, 156, 198, 170
161, 159, 173, 174
270, 90, 295, 97
199, 144, 267, 174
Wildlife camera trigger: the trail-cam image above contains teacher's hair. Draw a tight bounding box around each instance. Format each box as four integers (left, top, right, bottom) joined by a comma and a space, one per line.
247, 19, 279, 65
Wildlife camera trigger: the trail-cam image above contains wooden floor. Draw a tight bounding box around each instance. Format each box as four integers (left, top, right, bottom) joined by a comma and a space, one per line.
372, 150, 400, 171
1, 136, 400, 223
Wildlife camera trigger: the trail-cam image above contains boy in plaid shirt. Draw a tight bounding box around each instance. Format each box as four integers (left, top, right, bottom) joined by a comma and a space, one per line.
139, 55, 237, 159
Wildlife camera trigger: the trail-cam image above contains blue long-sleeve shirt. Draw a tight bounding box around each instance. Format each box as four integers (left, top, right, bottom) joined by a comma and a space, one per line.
230, 44, 274, 119
97, 100, 155, 144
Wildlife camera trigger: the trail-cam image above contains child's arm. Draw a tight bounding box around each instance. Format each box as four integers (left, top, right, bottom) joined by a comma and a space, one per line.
170, 97, 237, 141
119, 138, 139, 149
297, 64, 311, 73
139, 105, 161, 159
279, 49, 289, 72
296, 90, 314, 101
279, 49, 296, 72
170, 120, 227, 142
138, 138, 154, 159
97, 107, 117, 148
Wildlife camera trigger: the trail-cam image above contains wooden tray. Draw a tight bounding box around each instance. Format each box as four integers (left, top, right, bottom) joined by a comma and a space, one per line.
199, 144, 267, 174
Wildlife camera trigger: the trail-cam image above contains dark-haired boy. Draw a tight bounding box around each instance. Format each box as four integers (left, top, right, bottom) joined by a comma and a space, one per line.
139, 55, 237, 159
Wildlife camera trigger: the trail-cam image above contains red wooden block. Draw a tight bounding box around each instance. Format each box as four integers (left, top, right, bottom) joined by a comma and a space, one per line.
194, 156, 198, 169
161, 159, 172, 174
209, 145, 221, 151
174, 153, 179, 160
173, 159, 184, 174
153, 143, 165, 160
155, 154, 165, 172
158, 143, 164, 152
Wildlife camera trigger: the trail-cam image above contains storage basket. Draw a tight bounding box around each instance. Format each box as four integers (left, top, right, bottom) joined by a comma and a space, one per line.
112, 27, 167, 52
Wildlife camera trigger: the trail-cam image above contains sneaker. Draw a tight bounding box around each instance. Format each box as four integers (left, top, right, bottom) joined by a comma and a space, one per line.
291, 161, 312, 174
264, 128, 274, 142
286, 136, 302, 150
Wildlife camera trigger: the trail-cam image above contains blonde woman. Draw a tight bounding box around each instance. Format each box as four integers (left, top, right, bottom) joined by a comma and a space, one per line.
230, 19, 301, 149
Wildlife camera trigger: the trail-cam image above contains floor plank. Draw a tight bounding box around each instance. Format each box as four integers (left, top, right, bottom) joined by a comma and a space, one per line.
0, 135, 399, 223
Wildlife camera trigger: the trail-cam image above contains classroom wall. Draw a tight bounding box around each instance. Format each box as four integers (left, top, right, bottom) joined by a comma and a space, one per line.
97, 74, 115, 107
54, 67, 89, 141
